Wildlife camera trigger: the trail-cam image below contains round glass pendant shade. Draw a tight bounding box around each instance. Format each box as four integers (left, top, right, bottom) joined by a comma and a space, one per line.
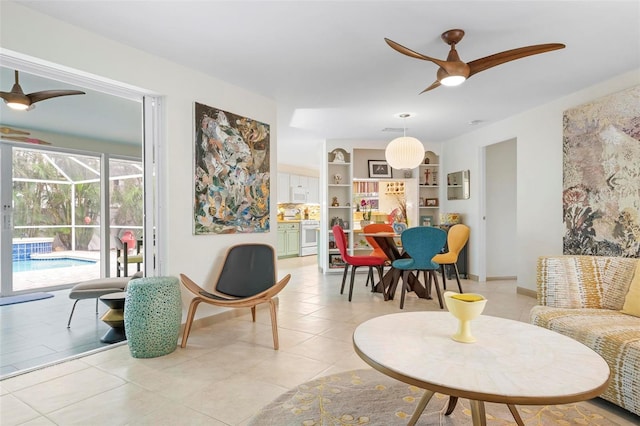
385, 136, 425, 170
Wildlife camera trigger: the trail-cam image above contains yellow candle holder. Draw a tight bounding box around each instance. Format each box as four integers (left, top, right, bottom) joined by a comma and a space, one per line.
444, 291, 487, 343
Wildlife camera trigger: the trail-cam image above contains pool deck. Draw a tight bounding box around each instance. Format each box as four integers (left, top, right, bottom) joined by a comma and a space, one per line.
12, 251, 142, 293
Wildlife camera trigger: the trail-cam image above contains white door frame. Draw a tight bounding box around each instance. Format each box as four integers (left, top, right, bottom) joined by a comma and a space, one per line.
0, 49, 164, 294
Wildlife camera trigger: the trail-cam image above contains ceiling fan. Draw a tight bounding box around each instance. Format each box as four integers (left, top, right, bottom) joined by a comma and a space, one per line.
0, 126, 51, 145
0, 70, 85, 111
385, 29, 565, 93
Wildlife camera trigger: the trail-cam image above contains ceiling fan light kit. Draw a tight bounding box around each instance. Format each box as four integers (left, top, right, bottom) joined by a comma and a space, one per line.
6, 101, 30, 111
1, 70, 86, 111
385, 29, 565, 93
385, 113, 425, 170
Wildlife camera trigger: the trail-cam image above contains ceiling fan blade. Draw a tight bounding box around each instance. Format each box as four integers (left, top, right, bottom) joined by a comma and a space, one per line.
420, 80, 441, 94
0, 126, 30, 135
27, 90, 86, 104
1, 136, 51, 145
384, 38, 449, 69
467, 43, 565, 77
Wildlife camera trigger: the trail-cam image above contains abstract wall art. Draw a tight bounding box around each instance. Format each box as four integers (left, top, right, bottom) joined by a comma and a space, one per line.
563, 85, 640, 257
193, 102, 270, 234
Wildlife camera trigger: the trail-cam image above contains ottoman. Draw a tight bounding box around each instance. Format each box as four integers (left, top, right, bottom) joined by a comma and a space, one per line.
124, 276, 182, 358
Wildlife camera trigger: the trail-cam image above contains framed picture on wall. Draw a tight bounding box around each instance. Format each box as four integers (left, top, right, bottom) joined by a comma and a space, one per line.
425, 198, 439, 207
193, 102, 270, 235
368, 160, 392, 178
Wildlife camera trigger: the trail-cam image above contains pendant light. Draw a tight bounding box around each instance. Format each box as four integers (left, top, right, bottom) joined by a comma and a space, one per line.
385, 113, 425, 170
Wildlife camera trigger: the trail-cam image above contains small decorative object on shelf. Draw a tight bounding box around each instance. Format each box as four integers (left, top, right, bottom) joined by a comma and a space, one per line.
385, 181, 405, 194
330, 148, 347, 163
444, 291, 487, 343
424, 157, 430, 164
392, 222, 408, 234
425, 198, 439, 207
329, 253, 346, 268
441, 212, 461, 225
331, 196, 339, 206
424, 169, 430, 185
333, 173, 342, 184
360, 199, 371, 221
420, 215, 433, 226
330, 217, 344, 227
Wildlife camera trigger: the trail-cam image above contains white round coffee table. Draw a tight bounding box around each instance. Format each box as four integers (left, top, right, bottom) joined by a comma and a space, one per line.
353, 312, 610, 426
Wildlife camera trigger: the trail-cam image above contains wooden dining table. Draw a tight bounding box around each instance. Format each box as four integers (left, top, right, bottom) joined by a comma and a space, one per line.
362, 232, 431, 301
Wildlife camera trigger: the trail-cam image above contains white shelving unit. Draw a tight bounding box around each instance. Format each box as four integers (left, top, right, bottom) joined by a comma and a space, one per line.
324, 148, 352, 273
321, 147, 442, 273
418, 151, 440, 226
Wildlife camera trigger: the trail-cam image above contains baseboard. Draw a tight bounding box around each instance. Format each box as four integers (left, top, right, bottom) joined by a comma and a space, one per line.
486, 276, 517, 281
516, 287, 537, 298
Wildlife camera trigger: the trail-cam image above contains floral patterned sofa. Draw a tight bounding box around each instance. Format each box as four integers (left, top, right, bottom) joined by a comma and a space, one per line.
530, 255, 640, 416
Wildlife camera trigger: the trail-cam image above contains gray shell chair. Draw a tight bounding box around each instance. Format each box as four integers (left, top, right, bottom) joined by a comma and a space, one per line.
180, 243, 291, 350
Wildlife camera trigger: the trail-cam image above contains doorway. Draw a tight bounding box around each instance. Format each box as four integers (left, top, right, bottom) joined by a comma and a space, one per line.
0, 52, 162, 295
484, 138, 517, 279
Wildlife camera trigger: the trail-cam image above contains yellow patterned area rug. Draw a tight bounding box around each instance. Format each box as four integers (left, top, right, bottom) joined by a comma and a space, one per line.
249, 369, 633, 425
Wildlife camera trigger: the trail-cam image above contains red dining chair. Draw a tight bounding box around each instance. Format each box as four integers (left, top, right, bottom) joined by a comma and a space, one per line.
332, 225, 385, 301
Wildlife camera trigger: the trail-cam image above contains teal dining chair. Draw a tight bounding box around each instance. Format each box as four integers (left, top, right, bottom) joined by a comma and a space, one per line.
393, 226, 447, 309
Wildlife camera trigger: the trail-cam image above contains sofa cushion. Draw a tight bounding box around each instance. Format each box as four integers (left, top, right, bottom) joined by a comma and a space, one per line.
622, 261, 640, 318
537, 256, 636, 310
531, 306, 640, 414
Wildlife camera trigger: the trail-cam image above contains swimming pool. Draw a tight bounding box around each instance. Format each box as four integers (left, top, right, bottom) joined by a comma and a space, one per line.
13, 258, 97, 273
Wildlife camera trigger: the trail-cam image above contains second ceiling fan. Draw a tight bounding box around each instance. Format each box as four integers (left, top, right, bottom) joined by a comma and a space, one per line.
0, 70, 85, 111
385, 29, 565, 93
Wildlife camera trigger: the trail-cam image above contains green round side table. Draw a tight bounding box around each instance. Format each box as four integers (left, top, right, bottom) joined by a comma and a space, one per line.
124, 276, 182, 358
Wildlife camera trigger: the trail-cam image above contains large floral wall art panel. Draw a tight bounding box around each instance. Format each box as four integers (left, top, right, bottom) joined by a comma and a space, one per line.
563, 85, 640, 257
193, 102, 270, 235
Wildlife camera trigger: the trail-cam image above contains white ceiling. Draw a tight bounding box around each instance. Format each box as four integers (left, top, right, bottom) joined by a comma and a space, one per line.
2, 1, 640, 171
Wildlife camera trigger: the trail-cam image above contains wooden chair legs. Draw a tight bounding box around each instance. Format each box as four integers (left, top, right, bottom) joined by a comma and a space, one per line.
340, 264, 350, 295
440, 264, 464, 294
341, 265, 385, 302
429, 271, 444, 309
181, 297, 202, 348
400, 269, 444, 309
268, 299, 279, 350
180, 296, 280, 350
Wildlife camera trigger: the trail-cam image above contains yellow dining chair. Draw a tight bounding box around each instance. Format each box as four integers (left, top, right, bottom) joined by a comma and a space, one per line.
432, 224, 470, 293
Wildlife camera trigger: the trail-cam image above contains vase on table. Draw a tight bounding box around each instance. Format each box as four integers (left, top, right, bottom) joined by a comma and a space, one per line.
443, 291, 487, 343
360, 220, 371, 228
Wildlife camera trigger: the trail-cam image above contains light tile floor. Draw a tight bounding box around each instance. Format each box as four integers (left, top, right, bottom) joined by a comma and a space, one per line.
1, 256, 638, 425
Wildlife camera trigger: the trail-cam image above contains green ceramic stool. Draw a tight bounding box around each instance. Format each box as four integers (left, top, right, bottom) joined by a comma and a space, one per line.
124, 276, 182, 358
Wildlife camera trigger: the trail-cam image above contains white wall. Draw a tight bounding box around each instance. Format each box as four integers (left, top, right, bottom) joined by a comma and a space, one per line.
441, 70, 640, 291
1, 4, 278, 306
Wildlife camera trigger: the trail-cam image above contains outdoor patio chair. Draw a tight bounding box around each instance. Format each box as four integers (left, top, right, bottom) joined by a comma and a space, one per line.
66, 271, 142, 327
115, 236, 143, 277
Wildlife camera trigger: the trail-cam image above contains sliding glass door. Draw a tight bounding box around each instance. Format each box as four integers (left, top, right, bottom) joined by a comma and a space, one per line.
0, 144, 143, 295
